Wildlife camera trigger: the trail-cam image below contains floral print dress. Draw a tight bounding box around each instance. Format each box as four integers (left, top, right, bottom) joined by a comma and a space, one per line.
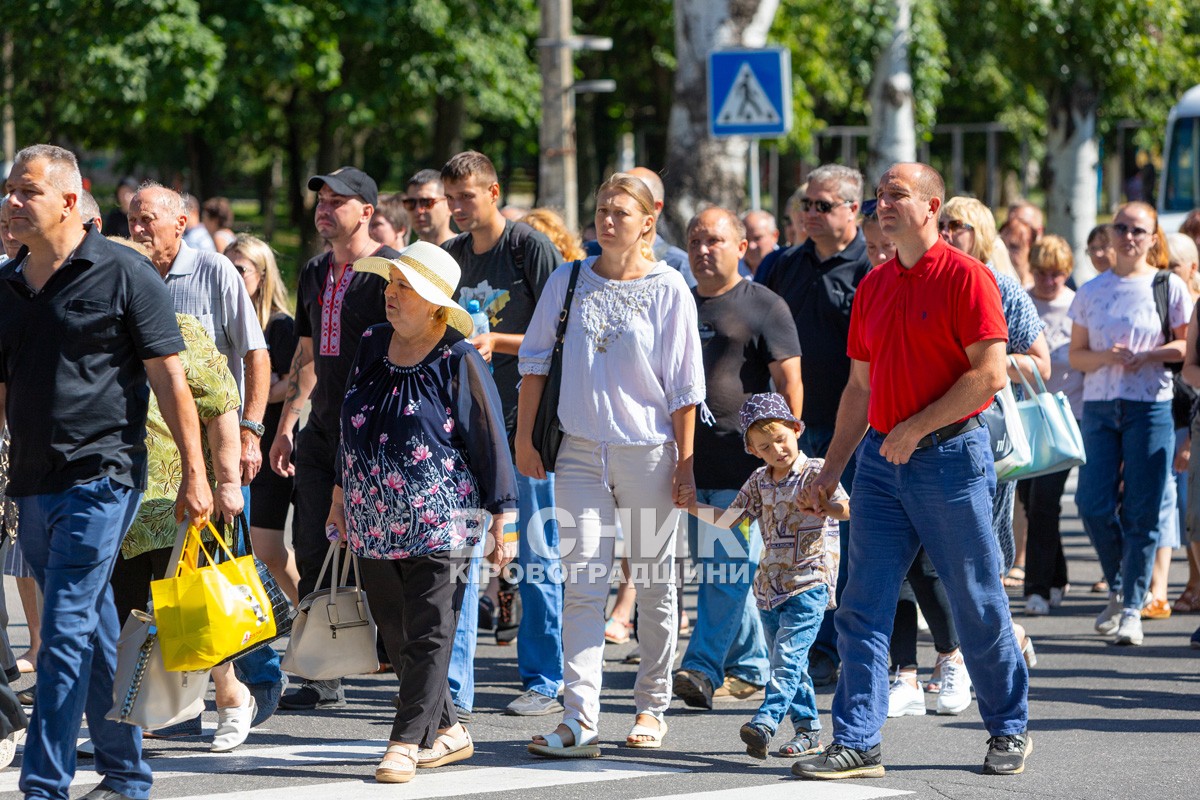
339, 325, 518, 560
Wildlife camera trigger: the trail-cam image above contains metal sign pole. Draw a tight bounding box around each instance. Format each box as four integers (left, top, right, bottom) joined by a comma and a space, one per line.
749, 141, 761, 211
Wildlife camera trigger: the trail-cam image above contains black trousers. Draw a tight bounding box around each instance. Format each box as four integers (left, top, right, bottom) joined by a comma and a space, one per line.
1016, 471, 1071, 599
293, 425, 339, 599
890, 548, 960, 670
360, 551, 467, 747
110, 546, 173, 626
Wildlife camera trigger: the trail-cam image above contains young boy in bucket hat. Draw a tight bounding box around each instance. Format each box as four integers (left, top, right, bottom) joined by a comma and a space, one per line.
685, 392, 849, 761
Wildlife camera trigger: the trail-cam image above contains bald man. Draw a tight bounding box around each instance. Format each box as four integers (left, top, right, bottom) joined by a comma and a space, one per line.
794, 163, 1029, 780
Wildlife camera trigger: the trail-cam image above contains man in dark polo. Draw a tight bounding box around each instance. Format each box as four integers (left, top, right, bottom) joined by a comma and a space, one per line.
793, 163, 1028, 780
759, 163, 872, 686
1, 144, 211, 800
269, 166, 399, 711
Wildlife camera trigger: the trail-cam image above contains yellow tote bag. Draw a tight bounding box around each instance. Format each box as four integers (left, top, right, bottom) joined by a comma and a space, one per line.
151, 522, 277, 672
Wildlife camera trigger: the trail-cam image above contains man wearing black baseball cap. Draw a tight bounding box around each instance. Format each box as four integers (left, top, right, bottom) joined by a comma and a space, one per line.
272, 165, 397, 711
307, 166, 379, 207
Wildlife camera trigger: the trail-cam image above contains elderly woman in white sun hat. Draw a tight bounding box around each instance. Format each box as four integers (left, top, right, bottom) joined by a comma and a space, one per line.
327, 241, 518, 784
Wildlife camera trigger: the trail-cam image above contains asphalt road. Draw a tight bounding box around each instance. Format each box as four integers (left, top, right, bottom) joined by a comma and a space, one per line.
2, 472, 1198, 799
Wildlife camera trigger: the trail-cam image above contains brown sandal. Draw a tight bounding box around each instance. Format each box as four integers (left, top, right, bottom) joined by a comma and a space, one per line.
1172, 588, 1200, 613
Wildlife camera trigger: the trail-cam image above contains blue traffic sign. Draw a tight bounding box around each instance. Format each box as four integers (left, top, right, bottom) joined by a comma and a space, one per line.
708, 48, 793, 138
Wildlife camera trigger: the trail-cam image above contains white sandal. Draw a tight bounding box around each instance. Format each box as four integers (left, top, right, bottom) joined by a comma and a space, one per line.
417, 727, 474, 768
376, 744, 417, 783
528, 718, 601, 759
625, 716, 667, 749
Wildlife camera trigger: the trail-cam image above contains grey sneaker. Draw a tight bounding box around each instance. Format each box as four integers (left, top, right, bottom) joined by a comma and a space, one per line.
1094, 592, 1123, 635
982, 732, 1032, 775
505, 690, 563, 716
1114, 609, 1144, 645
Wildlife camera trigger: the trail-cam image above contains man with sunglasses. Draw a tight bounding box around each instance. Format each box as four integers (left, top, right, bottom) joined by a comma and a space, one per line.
758, 164, 872, 688
405, 169, 455, 246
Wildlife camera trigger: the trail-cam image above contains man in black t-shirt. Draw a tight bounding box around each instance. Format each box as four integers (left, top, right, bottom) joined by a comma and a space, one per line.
268, 166, 399, 711
671, 207, 803, 712
759, 164, 872, 687
441, 151, 564, 718
0, 145, 211, 800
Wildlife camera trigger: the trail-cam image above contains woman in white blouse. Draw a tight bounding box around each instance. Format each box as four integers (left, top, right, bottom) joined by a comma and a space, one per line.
517, 173, 703, 757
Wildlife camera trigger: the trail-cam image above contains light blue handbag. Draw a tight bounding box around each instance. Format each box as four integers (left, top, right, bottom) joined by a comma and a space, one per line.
999, 357, 1086, 482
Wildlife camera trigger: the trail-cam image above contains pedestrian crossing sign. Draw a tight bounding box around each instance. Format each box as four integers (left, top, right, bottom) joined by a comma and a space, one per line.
708, 48, 792, 138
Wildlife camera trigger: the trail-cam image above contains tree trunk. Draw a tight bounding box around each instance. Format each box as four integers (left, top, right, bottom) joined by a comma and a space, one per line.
432, 95, 466, 167
1044, 81, 1100, 284
866, 0, 916, 186
662, 0, 780, 243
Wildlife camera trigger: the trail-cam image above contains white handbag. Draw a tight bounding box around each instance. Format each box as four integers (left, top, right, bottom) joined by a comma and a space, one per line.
107, 521, 210, 730
999, 360, 1086, 482
984, 369, 1033, 481
281, 542, 379, 680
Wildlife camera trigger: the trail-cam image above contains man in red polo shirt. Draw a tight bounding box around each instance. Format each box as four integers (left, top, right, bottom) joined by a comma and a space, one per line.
792, 163, 1032, 780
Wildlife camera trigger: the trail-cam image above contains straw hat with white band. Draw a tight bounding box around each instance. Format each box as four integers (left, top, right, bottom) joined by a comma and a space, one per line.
353, 241, 475, 338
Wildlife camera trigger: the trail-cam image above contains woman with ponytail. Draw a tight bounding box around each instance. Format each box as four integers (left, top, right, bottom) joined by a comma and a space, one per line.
517, 173, 704, 757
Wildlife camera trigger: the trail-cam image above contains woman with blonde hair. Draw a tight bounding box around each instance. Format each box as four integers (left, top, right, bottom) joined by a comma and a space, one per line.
940, 196, 1017, 279
223, 235, 302, 604
524, 207, 585, 261
518, 173, 703, 757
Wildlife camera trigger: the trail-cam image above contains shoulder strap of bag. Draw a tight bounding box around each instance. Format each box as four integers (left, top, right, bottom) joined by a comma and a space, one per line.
1153, 269, 1172, 343
508, 221, 533, 272
553, 261, 582, 348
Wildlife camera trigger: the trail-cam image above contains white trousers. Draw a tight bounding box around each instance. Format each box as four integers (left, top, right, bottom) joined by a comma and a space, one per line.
554, 434, 681, 732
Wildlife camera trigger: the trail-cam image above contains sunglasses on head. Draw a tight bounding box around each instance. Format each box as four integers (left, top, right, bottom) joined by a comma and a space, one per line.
938, 218, 973, 234
800, 198, 852, 214
402, 197, 444, 211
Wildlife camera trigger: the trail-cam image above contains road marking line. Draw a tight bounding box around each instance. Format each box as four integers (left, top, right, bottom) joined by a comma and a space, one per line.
635, 784, 913, 800
165, 759, 686, 799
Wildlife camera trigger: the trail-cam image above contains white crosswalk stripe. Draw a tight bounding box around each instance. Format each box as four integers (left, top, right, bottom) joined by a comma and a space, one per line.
0, 737, 912, 800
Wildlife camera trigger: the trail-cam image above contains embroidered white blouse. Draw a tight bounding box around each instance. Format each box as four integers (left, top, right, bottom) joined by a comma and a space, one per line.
519, 257, 705, 446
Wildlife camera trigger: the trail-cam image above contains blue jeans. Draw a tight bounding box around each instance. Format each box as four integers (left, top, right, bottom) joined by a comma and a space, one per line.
832, 427, 1027, 750
1076, 400, 1174, 610
233, 486, 283, 687
680, 488, 768, 688
514, 473, 562, 697
447, 551, 480, 711
752, 583, 827, 732
447, 473, 562, 708
16, 478, 152, 800
799, 425, 856, 665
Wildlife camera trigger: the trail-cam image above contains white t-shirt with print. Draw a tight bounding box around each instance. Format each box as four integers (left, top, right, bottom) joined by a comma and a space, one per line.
1068, 270, 1190, 403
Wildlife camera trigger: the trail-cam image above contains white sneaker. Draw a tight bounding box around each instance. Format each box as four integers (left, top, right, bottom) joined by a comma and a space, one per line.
935, 658, 973, 715
504, 690, 564, 716
212, 690, 257, 753
1114, 609, 1144, 646
1024, 594, 1050, 616
1094, 592, 1123, 635
1049, 586, 1066, 608
886, 674, 926, 717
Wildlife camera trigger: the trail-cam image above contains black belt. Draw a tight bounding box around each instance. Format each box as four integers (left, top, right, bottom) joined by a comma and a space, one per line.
914, 415, 983, 449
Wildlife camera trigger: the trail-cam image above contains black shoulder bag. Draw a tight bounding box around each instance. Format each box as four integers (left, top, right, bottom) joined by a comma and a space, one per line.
532, 261, 581, 470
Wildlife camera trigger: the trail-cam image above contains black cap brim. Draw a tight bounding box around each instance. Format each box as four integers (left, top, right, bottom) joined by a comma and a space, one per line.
308, 175, 361, 200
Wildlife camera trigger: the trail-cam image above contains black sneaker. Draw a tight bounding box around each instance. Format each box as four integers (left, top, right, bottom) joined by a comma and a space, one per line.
278, 680, 345, 711
982, 732, 1032, 775
496, 579, 521, 645
672, 669, 714, 709
808, 650, 840, 688
792, 742, 885, 780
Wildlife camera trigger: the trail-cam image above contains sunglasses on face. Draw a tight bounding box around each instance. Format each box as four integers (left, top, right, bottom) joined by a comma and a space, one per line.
1112, 222, 1151, 240
938, 218, 973, 234
800, 198, 852, 214
402, 197, 444, 211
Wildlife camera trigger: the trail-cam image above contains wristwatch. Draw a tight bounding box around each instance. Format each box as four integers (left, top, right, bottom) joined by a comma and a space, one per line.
239, 419, 266, 437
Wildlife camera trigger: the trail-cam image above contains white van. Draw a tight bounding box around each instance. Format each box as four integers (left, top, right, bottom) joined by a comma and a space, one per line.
1159, 83, 1200, 233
